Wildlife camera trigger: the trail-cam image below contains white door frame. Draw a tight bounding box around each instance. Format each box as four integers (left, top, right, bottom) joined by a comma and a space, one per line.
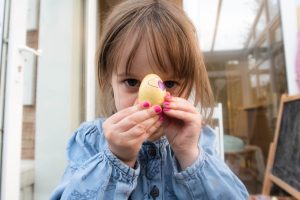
1, 0, 28, 199
84, 0, 97, 121
0, 0, 8, 136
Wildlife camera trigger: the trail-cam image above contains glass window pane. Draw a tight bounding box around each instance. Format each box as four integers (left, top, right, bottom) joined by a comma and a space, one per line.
255, 9, 267, 37
268, 0, 279, 20
184, 0, 288, 194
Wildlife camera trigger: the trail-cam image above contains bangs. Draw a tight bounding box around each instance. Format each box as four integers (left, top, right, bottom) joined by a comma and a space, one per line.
145, 9, 195, 95
145, 9, 192, 81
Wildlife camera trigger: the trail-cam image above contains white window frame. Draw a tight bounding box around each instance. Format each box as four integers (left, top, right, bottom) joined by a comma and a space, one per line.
279, 0, 299, 94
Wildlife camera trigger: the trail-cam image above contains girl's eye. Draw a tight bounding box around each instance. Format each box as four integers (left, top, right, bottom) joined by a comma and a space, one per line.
164, 81, 177, 89
124, 79, 140, 87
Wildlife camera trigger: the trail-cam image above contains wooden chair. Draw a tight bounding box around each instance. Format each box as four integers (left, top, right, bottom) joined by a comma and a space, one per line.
212, 103, 225, 160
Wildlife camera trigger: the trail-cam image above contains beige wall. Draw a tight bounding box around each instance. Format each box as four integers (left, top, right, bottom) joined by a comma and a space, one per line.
22, 106, 35, 159
22, 30, 38, 160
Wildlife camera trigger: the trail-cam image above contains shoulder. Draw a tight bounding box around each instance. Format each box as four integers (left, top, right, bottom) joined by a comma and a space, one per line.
200, 125, 217, 155
67, 118, 107, 159
200, 125, 216, 144
70, 118, 105, 143
71, 118, 106, 144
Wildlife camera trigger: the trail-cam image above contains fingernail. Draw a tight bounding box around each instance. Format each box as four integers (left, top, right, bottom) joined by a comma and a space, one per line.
163, 102, 170, 108
163, 108, 171, 112
142, 101, 151, 108
154, 105, 162, 113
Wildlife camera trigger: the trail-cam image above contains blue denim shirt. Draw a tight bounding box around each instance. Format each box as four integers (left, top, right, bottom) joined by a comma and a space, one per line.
50, 118, 248, 200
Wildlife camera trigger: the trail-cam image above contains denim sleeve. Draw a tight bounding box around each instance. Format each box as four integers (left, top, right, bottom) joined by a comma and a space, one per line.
172, 126, 249, 200
49, 120, 140, 200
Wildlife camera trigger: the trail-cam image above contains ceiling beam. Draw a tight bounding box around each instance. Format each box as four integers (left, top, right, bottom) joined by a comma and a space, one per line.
208, 70, 240, 78
243, 0, 265, 49
210, 0, 223, 52
203, 49, 246, 63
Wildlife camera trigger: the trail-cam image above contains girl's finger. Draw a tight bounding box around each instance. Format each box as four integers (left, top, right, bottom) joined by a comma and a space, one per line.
163, 99, 198, 114
163, 108, 201, 124
146, 122, 164, 141
114, 105, 162, 133
108, 101, 152, 124
165, 94, 197, 110
124, 114, 161, 140
145, 117, 164, 136
129, 119, 164, 145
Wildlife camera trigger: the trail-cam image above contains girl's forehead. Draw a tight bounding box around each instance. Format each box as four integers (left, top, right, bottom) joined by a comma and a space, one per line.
115, 36, 174, 79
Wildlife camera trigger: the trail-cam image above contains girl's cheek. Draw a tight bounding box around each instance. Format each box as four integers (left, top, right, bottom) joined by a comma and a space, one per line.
121, 93, 138, 110
129, 93, 139, 106
113, 90, 134, 111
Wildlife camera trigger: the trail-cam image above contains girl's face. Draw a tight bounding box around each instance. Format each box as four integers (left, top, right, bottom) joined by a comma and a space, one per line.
111, 39, 185, 112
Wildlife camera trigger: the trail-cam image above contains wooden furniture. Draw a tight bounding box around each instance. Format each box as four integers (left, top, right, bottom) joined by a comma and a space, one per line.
262, 94, 300, 199
240, 104, 273, 160
212, 103, 225, 160
224, 105, 267, 194
225, 145, 265, 194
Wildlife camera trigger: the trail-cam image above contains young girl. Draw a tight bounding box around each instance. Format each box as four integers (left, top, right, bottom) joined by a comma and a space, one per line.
50, 0, 249, 199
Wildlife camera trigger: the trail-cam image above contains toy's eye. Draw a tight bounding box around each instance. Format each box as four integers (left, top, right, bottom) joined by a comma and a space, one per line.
124, 79, 140, 87
164, 81, 177, 89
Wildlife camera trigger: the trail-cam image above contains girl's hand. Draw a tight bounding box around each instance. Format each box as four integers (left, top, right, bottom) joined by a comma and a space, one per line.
103, 102, 163, 167
162, 93, 202, 169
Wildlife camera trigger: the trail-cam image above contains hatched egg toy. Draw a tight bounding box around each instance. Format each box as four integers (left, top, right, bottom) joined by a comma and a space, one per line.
138, 74, 166, 106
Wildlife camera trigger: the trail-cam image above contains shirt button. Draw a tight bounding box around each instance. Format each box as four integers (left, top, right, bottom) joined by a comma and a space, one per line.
150, 185, 159, 198
148, 146, 157, 157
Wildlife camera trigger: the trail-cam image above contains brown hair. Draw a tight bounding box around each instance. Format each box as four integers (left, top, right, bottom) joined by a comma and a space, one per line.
97, 0, 214, 123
